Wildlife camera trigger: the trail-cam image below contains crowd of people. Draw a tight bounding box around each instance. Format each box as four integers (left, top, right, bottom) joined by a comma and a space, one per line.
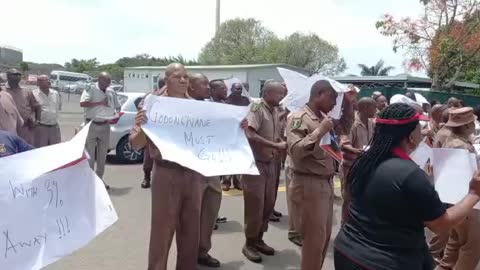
2, 62, 480, 270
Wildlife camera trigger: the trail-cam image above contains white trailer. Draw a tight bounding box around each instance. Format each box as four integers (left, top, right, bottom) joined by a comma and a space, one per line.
123, 64, 309, 97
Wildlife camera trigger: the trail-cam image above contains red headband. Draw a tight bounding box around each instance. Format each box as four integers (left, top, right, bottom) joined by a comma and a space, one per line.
376, 113, 422, 125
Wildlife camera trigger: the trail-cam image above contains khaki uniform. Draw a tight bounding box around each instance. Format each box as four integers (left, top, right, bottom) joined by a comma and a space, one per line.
6, 86, 39, 144
285, 155, 300, 238
287, 104, 353, 270
80, 84, 120, 179
32, 89, 62, 147
0, 91, 23, 134
436, 134, 480, 270
434, 126, 452, 148
130, 90, 202, 270
243, 99, 279, 240
340, 114, 374, 223
198, 176, 222, 257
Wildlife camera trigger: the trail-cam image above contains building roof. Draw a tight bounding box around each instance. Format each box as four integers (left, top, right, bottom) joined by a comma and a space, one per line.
333, 74, 479, 90
125, 63, 310, 73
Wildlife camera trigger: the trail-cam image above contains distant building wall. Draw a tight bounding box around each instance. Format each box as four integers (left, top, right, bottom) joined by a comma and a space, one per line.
0, 46, 23, 65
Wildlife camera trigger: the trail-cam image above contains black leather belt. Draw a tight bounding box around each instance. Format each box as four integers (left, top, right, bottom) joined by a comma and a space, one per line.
38, 123, 58, 127
86, 118, 109, 124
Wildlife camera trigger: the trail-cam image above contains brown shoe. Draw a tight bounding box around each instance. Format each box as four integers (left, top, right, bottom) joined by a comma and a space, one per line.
198, 254, 220, 268
141, 179, 151, 189
288, 235, 303, 247
269, 213, 280, 222
242, 244, 262, 263
255, 239, 275, 256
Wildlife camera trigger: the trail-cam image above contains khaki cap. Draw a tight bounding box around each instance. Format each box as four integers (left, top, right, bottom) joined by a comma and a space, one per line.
445, 107, 477, 127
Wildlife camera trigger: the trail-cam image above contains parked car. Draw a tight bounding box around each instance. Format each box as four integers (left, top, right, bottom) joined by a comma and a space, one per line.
111, 84, 124, 92
109, 92, 145, 163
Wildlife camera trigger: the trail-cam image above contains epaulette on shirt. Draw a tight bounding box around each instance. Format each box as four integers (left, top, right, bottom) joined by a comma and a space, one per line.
250, 102, 261, 112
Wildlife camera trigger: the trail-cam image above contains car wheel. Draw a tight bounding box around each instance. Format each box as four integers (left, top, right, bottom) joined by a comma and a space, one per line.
116, 136, 144, 163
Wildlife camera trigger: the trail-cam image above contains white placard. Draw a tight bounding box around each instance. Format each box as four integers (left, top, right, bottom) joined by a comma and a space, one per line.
0, 160, 118, 270
277, 68, 355, 119
432, 148, 480, 209
0, 122, 91, 183
142, 96, 259, 177
410, 142, 433, 169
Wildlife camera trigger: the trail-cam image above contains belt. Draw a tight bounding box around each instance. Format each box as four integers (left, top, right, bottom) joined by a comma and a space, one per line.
38, 123, 58, 127
86, 118, 109, 125
292, 169, 332, 180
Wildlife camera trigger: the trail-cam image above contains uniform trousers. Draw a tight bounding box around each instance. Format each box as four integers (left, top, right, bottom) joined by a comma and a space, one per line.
199, 176, 222, 257
436, 211, 480, 270
143, 145, 154, 177
148, 161, 202, 270
242, 160, 277, 239
18, 124, 35, 145
289, 173, 334, 270
85, 122, 110, 179
285, 164, 300, 238
34, 124, 61, 147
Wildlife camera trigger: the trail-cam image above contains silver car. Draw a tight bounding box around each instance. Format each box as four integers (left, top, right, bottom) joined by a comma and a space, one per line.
109, 92, 145, 163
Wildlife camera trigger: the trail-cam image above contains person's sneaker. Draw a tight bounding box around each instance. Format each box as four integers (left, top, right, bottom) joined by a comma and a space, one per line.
273, 210, 282, 217
213, 224, 218, 230
104, 184, 111, 190
141, 179, 151, 189
255, 240, 275, 256
269, 213, 280, 222
216, 216, 227, 223
198, 254, 220, 268
242, 244, 262, 263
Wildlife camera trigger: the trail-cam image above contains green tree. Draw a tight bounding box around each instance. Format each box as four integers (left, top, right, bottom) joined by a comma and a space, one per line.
198, 18, 346, 75
358, 60, 395, 76
115, 54, 199, 67
376, 0, 480, 90
19, 62, 30, 74
64, 58, 99, 73
199, 18, 277, 65
280, 32, 346, 75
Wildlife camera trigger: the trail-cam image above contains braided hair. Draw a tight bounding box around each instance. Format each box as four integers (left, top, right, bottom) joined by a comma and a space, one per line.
347, 103, 419, 195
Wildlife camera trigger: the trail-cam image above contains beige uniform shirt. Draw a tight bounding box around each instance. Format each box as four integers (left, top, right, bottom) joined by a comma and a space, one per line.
0, 91, 23, 134
434, 126, 452, 148
287, 104, 353, 177
32, 89, 61, 125
342, 114, 375, 167
443, 133, 476, 154
5, 86, 38, 124
246, 99, 280, 162
80, 83, 121, 121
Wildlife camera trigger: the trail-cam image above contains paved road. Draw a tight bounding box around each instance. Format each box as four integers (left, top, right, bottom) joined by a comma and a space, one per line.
43, 93, 341, 270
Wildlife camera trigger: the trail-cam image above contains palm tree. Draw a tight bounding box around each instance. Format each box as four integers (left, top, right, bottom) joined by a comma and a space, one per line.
358, 59, 395, 76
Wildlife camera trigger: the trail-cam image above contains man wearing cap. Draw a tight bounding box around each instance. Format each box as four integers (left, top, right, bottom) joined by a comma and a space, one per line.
5, 69, 41, 145
435, 107, 480, 270
32, 75, 62, 147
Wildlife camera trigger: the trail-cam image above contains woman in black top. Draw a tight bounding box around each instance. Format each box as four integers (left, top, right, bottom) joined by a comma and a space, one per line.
334, 103, 480, 270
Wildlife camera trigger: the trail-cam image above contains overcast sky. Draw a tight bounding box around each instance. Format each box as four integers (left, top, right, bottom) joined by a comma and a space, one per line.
4, 0, 423, 75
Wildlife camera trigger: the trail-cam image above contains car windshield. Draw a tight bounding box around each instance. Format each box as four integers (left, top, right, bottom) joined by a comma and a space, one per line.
118, 95, 141, 112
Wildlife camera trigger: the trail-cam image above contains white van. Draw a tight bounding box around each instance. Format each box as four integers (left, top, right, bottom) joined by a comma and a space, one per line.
50, 70, 92, 91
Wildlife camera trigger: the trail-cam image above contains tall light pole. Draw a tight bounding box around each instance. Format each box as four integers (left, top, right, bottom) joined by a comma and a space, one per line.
215, 0, 221, 33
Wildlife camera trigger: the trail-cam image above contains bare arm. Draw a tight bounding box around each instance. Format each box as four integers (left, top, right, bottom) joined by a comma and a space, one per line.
129, 110, 148, 150
245, 127, 280, 149
426, 194, 480, 234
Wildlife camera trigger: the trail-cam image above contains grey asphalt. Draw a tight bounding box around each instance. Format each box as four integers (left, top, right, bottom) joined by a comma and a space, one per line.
43, 93, 341, 270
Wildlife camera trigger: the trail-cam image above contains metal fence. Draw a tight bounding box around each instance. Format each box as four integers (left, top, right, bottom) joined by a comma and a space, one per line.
359, 87, 480, 107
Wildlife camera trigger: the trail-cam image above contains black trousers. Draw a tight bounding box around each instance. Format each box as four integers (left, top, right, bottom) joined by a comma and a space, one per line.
334, 249, 368, 270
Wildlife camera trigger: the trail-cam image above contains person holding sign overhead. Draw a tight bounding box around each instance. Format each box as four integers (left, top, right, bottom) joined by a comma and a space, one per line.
130, 63, 203, 270
187, 73, 222, 268
435, 107, 480, 270
286, 80, 355, 270
333, 103, 480, 270
242, 80, 286, 263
